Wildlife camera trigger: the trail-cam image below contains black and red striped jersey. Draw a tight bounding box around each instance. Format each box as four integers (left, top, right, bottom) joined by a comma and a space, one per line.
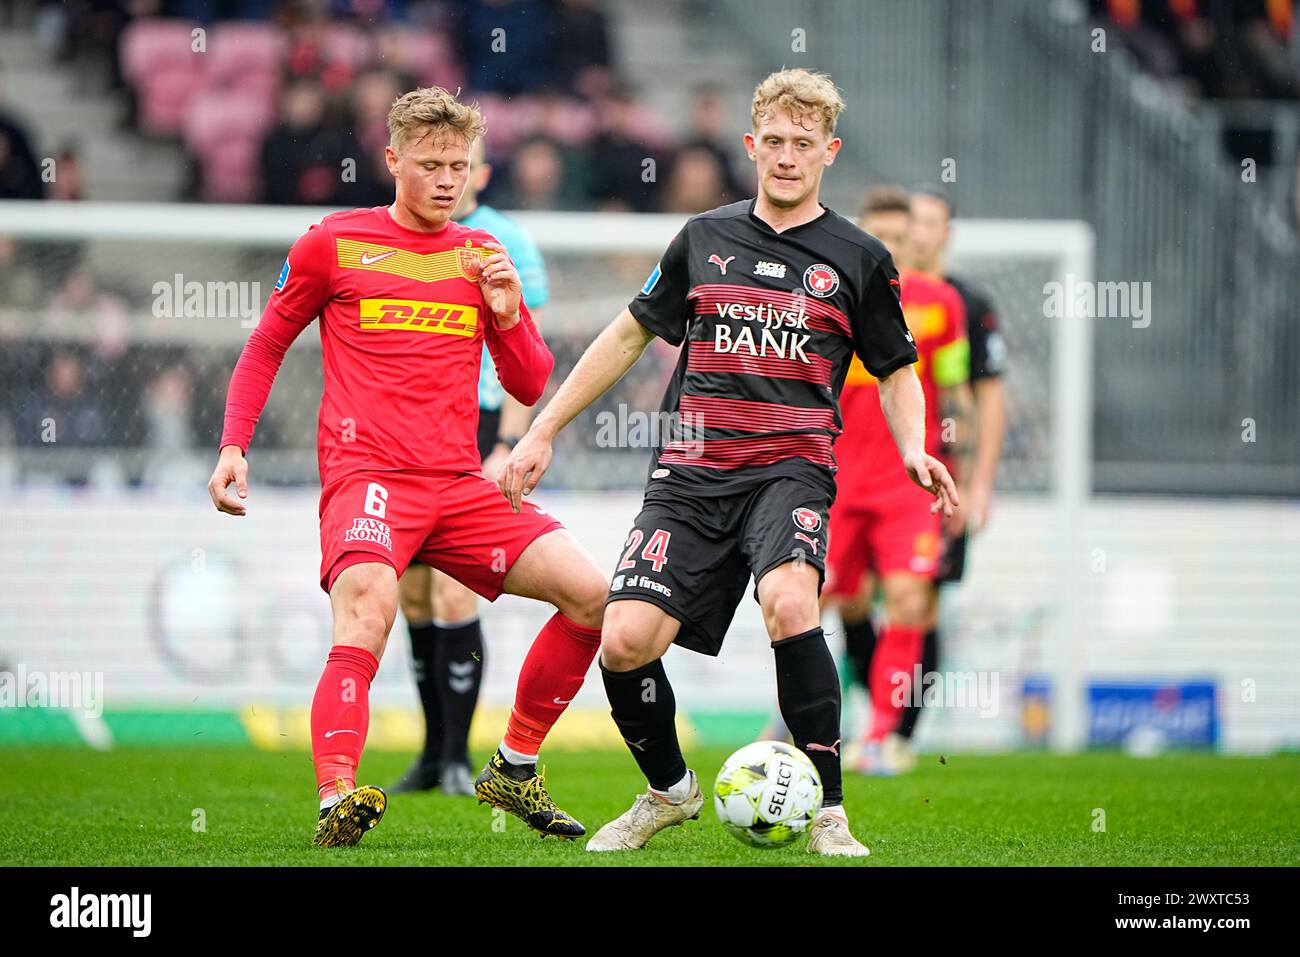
630, 199, 918, 496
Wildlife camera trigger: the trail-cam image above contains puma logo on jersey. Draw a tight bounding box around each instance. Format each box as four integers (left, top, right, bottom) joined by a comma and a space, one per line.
708, 254, 736, 275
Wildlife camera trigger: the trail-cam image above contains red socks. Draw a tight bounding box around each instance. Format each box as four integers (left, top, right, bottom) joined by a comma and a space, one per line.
311, 645, 379, 798
503, 613, 601, 757
869, 623, 924, 741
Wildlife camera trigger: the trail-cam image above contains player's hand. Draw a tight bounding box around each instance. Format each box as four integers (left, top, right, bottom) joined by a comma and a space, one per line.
902, 450, 959, 517
962, 479, 993, 535
208, 445, 249, 516
497, 429, 552, 513
480, 442, 510, 483
470, 241, 522, 326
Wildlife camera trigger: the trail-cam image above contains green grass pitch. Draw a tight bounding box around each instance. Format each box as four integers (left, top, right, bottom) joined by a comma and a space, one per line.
2, 747, 1296, 866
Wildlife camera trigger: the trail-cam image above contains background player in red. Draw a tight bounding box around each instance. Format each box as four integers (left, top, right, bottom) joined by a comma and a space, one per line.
826, 186, 972, 774
887, 185, 1008, 765
206, 87, 608, 846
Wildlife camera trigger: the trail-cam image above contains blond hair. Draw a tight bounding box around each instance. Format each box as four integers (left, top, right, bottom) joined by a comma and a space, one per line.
387, 86, 486, 153
751, 69, 845, 137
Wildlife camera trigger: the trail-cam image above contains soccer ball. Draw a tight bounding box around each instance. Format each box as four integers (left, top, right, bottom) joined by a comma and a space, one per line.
713, 740, 823, 847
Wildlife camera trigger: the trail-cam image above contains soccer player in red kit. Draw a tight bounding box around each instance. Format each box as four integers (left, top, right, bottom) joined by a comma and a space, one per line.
825, 186, 971, 773
207, 88, 608, 847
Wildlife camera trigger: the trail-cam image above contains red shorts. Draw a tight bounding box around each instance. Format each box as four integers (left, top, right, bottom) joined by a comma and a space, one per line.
824, 482, 943, 598
317, 469, 562, 597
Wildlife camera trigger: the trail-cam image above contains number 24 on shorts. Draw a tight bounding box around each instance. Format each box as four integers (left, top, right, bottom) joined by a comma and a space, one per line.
619, 528, 672, 572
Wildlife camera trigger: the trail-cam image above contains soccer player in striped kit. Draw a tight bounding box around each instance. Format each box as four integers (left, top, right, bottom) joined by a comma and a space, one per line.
499, 70, 958, 856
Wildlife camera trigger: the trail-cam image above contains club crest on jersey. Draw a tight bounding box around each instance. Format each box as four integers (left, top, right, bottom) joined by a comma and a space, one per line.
708, 254, 736, 275
792, 507, 822, 533
803, 263, 839, 298
456, 246, 484, 277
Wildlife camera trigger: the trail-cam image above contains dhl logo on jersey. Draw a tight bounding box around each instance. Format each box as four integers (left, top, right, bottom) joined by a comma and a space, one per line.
359, 299, 479, 337
337, 239, 489, 283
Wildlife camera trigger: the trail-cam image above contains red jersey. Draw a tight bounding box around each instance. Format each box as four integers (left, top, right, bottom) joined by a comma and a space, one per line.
835, 269, 967, 501
220, 206, 552, 484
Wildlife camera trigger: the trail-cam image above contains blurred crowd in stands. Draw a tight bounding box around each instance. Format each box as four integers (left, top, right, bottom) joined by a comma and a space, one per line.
9, 0, 751, 210
1089, 0, 1299, 101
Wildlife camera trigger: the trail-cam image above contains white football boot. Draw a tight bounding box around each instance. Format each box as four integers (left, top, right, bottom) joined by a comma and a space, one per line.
586, 772, 704, 851
806, 808, 871, 857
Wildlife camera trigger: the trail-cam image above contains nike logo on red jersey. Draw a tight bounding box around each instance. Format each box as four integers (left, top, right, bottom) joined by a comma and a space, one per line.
360, 250, 397, 265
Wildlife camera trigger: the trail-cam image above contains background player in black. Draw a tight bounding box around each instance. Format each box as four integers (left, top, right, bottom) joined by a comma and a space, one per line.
498, 69, 958, 857
889, 185, 1008, 760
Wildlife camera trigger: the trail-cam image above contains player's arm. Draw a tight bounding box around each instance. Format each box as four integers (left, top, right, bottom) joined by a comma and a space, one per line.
967, 377, 1006, 532
208, 225, 330, 516
486, 235, 551, 479
940, 381, 976, 481
876, 365, 956, 515
477, 241, 553, 406
498, 308, 655, 511
499, 224, 692, 511
933, 310, 974, 525
484, 319, 542, 481
964, 302, 1007, 532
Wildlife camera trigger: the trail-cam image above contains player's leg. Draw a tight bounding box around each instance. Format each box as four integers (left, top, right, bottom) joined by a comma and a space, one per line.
586, 597, 707, 851
588, 500, 744, 851
760, 510, 873, 745
894, 580, 941, 745
858, 490, 942, 775
427, 569, 484, 795
391, 561, 443, 793
473, 527, 607, 838
747, 482, 868, 857
311, 558, 398, 847
865, 571, 930, 775
419, 474, 604, 838
896, 530, 966, 746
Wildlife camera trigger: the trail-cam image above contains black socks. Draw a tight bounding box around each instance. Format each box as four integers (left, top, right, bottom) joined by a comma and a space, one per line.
774, 627, 843, 805
600, 657, 687, 791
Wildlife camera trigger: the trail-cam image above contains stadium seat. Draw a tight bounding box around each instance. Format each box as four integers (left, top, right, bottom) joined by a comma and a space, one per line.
120, 19, 200, 87
205, 23, 288, 91
183, 90, 276, 203
120, 19, 205, 136
376, 28, 462, 91
320, 23, 378, 77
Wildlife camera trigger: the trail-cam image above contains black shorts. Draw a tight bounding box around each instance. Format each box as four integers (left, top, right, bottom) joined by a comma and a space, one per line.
606, 477, 830, 656
935, 527, 968, 584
